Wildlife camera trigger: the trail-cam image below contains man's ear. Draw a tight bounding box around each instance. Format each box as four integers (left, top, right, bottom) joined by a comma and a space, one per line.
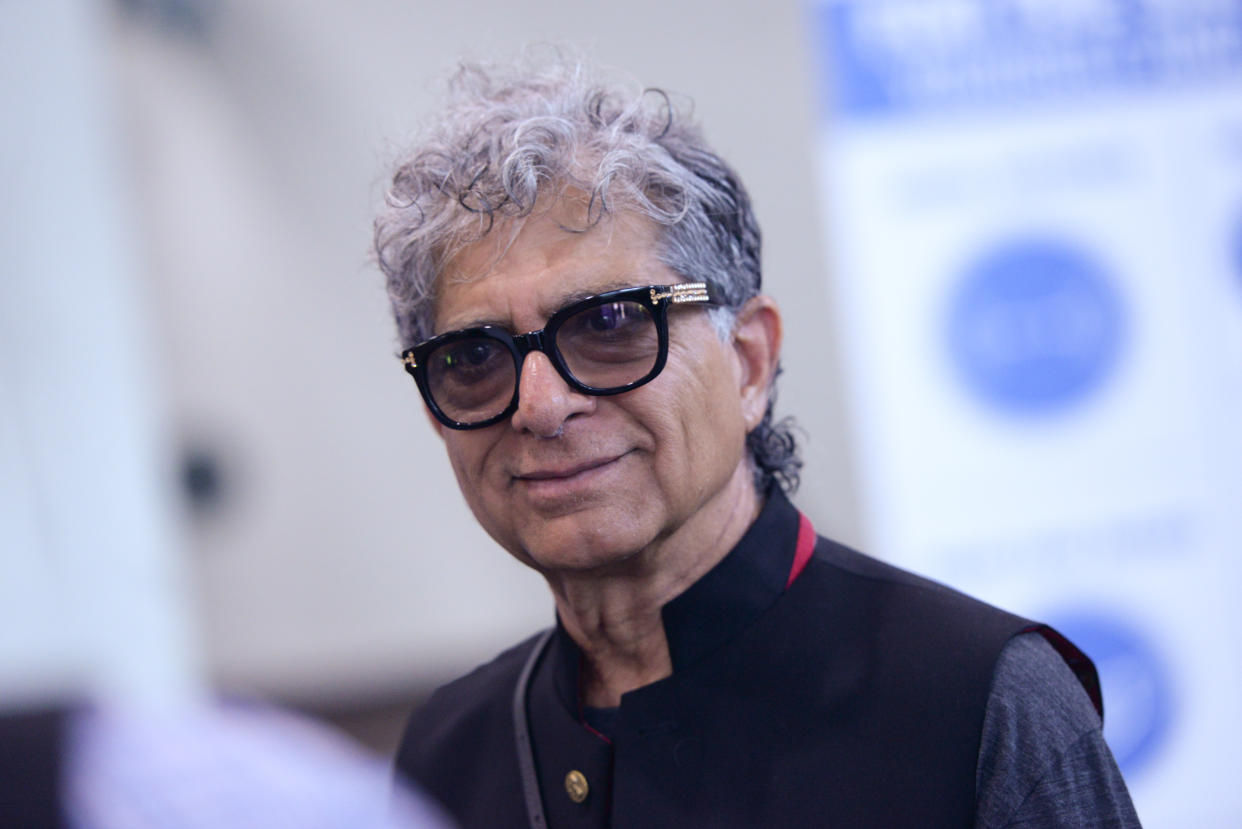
731, 295, 783, 432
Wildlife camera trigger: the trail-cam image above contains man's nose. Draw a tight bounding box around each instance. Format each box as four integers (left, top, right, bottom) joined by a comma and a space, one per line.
509, 351, 594, 437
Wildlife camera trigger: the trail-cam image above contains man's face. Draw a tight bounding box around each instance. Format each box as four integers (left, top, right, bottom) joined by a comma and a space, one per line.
429, 201, 765, 575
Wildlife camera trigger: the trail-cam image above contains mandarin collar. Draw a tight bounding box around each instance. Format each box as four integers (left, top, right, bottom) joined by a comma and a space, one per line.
549, 486, 800, 710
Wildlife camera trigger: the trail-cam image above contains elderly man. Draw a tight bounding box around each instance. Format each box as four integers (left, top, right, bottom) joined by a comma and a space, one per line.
374, 55, 1139, 828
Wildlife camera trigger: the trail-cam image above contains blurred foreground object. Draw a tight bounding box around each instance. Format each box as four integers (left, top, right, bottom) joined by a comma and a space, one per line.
1, 702, 452, 829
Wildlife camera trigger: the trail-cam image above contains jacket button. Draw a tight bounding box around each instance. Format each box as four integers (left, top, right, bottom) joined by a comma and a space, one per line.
564, 770, 589, 803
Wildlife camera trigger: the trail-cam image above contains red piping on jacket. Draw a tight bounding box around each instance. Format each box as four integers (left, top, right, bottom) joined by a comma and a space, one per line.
786, 513, 816, 588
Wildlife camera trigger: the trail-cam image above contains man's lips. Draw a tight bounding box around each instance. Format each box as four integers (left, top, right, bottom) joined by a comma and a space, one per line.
513, 453, 626, 482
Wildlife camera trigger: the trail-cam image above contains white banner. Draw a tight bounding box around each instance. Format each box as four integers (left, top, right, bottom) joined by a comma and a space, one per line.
811, 1, 1242, 825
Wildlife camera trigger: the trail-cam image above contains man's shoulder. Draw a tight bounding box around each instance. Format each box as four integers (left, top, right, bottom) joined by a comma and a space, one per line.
795, 535, 1102, 720
804, 535, 1027, 631
807, 534, 963, 593
394, 629, 546, 782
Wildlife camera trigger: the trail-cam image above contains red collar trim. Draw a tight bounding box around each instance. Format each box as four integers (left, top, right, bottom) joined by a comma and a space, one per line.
786, 513, 816, 589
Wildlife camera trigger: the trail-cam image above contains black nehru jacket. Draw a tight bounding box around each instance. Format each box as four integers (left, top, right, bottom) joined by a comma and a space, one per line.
396, 489, 1102, 828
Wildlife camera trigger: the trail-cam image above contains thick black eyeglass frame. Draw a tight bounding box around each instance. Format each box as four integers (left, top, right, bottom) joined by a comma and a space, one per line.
401, 282, 723, 430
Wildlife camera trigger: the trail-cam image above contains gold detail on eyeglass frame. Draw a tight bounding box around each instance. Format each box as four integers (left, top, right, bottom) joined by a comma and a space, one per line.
650, 282, 709, 304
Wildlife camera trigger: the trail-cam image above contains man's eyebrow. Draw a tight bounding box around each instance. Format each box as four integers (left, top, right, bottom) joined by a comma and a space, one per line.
544, 280, 643, 313
437, 312, 503, 331
440, 280, 648, 334
497, 280, 644, 326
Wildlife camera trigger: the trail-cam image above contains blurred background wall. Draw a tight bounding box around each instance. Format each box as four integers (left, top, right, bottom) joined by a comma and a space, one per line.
3, 1, 1239, 826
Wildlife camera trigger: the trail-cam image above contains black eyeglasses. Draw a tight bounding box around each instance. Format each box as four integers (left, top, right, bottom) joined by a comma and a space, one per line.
402, 282, 722, 429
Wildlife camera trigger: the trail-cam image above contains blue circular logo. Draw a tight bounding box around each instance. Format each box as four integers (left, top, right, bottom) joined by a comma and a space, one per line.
946, 239, 1125, 414
1048, 610, 1173, 776
1234, 211, 1242, 293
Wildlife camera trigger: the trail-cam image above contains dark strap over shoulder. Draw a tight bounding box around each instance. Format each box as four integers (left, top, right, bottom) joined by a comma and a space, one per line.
513, 629, 554, 829
0, 708, 67, 829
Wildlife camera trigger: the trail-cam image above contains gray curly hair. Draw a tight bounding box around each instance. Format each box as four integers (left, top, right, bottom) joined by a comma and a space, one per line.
374, 51, 801, 493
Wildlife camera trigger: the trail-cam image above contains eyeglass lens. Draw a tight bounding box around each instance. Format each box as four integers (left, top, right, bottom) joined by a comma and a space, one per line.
425, 299, 658, 424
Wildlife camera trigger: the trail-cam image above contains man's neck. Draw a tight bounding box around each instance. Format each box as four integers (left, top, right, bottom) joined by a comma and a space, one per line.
543, 467, 762, 708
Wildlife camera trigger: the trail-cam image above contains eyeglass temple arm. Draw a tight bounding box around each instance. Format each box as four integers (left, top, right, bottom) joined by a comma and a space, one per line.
649, 282, 717, 305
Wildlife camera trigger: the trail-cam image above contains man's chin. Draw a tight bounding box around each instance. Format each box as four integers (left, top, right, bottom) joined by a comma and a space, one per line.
512, 522, 651, 576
